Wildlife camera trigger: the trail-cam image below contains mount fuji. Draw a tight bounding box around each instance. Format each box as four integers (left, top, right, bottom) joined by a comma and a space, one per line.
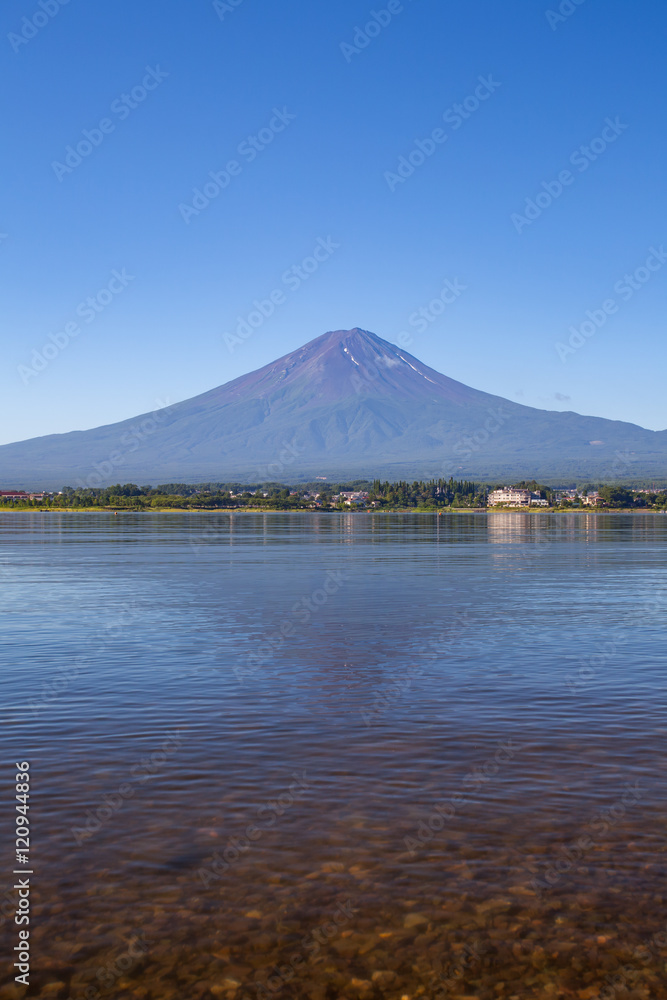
3, 328, 666, 488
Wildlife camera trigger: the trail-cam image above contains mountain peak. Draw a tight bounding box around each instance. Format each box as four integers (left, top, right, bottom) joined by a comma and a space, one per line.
309, 326, 389, 351
322, 326, 377, 340
213, 326, 490, 412
1, 326, 664, 488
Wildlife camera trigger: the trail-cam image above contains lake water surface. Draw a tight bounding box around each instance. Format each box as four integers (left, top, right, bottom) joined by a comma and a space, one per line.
1, 512, 666, 999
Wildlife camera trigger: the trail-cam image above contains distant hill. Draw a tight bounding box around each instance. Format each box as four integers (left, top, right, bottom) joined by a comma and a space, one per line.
2, 327, 666, 488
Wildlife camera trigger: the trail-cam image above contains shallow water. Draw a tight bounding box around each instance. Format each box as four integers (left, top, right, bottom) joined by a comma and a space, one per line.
1, 511, 666, 999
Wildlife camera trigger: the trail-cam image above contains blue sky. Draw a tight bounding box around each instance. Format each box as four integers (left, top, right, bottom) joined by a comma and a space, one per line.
1, 0, 665, 445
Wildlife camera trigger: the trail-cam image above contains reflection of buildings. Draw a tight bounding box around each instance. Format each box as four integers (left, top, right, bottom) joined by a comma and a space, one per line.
487, 511, 601, 552
487, 512, 543, 544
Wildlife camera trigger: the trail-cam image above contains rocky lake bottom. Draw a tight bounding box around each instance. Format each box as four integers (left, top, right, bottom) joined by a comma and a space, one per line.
1, 512, 665, 999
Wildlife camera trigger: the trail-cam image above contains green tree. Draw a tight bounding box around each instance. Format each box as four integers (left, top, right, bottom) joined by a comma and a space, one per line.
598, 485, 635, 507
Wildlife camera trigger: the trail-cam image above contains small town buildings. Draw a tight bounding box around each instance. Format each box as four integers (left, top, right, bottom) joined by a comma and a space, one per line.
551, 490, 603, 505
335, 491, 370, 506
552, 489, 578, 503
0, 490, 46, 501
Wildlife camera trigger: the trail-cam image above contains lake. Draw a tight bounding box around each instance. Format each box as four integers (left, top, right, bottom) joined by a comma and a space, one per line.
1, 511, 666, 999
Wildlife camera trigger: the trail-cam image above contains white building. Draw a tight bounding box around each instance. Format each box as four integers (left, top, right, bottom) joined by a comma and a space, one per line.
487, 488, 548, 507
487, 487, 531, 507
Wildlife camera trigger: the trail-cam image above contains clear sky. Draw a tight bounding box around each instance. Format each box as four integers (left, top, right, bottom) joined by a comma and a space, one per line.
1, 0, 665, 445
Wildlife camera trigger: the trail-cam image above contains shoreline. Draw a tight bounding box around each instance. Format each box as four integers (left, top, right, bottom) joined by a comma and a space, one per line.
0, 507, 664, 515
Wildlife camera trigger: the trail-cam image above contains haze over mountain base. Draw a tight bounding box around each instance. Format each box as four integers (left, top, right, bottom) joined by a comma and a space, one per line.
3, 329, 667, 489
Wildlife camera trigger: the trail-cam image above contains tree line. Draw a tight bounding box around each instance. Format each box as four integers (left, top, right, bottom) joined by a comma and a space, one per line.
1, 479, 666, 510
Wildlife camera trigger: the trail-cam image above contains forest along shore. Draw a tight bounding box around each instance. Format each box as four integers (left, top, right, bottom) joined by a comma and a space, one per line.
1, 480, 666, 512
